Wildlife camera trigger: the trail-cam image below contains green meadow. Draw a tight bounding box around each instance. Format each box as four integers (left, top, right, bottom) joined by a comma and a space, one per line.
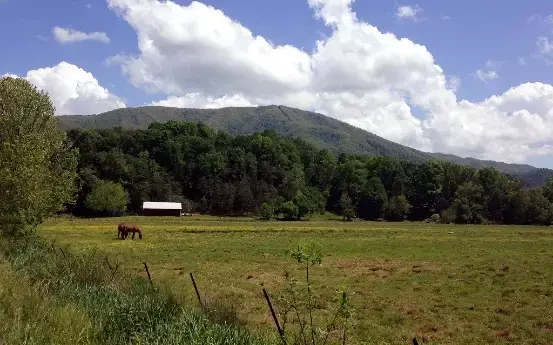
39, 216, 553, 345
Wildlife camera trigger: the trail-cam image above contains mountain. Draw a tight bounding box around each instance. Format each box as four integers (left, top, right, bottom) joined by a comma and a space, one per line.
57, 105, 553, 186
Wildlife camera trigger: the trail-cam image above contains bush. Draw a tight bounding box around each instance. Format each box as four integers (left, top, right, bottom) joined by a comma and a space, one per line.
280, 201, 299, 220
85, 180, 128, 216
384, 195, 411, 221
430, 214, 441, 223
259, 202, 274, 220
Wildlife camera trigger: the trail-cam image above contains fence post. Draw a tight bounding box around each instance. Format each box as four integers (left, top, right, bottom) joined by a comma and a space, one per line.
263, 288, 287, 345
189, 272, 203, 307
143, 262, 154, 291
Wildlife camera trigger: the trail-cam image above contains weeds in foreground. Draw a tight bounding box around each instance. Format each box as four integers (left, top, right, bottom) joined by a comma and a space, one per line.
272, 243, 354, 345
0, 235, 269, 345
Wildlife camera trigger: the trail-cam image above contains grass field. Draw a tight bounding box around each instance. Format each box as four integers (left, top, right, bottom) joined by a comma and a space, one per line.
39, 216, 553, 345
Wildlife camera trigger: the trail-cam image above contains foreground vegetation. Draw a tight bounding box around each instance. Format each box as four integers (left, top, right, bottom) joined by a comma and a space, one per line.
0, 234, 270, 345
40, 216, 553, 345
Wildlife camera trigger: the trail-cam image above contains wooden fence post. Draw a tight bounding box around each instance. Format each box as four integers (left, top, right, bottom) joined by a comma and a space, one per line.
143, 262, 154, 291
263, 288, 287, 345
189, 272, 203, 307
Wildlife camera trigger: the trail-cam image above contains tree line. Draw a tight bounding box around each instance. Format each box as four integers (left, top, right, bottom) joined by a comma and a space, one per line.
66, 121, 553, 225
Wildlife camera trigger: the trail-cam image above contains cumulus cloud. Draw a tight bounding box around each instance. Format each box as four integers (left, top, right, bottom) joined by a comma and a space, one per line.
152, 93, 255, 108
53, 27, 110, 44
105, 0, 553, 164
396, 5, 423, 21
5, 62, 125, 115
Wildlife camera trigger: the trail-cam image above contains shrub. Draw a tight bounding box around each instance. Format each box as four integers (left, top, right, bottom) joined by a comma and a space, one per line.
85, 180, 128, 216
259, 202, 275, 220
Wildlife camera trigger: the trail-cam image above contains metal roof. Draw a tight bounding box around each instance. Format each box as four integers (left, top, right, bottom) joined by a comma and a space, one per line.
142, 202, 182, 210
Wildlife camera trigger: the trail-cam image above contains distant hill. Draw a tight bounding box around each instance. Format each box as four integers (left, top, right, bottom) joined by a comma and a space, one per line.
58, 105, 553, 187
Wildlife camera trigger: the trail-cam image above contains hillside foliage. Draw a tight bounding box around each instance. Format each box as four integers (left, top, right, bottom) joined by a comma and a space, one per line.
68, 121, 553, 225
58, 106, 553, 187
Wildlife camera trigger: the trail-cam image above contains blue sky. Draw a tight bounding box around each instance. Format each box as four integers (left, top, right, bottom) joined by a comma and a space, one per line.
1, 0, 553, 167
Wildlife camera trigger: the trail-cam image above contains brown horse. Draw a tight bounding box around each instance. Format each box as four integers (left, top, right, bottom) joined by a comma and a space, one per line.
117, 223, 143, 240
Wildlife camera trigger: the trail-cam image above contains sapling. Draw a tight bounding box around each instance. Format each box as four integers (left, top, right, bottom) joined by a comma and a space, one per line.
273, 243, 354, 345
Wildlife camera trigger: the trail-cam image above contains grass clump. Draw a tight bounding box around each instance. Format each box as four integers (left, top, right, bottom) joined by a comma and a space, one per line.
0, 235, 271, 345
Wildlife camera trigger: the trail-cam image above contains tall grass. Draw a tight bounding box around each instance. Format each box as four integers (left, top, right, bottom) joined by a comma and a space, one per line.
0, 235, 272, 345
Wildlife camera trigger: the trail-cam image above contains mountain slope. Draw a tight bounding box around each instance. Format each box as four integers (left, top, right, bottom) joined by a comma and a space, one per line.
58, 105, 553, 186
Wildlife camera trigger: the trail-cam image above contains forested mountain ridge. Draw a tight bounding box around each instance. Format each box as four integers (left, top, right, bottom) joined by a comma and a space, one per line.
67, 121, 553, 224
58, 105, 553, 186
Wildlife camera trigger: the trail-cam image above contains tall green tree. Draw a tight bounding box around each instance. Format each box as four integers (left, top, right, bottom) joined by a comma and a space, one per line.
0, 77, 78, 235
450, 182, 485, 224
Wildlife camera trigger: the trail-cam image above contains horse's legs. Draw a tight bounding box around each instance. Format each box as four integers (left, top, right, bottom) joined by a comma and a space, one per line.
132, 230, 136, 239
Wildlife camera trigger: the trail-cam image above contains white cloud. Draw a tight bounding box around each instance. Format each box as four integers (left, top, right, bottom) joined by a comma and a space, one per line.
53, 27, 110, 44
442, 15, 451, 21
106, 0, 553, 164
5, 62, 125, 115
474, 60, 501, 83
447, 76, 461, 92
518, 57, 526, 65
537, 36, 553, 59
475, 69, 498, 83
396, 5, 423, 21
152, 93, 255, 108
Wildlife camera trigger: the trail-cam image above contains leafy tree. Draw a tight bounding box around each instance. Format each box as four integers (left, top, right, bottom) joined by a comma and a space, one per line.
0, 77, 78, 235
385, 195, 411, 221
259, 202, 274, 220
450, 182, 485, 224
503, 181, 529, 224
339, 193, 355, 221
357, 176, 388, 220
85, 180, 128, 216
281, 201, 300, 220
542, 177, 553, 203
527, 189, 552, 225
293, 190, 314, 219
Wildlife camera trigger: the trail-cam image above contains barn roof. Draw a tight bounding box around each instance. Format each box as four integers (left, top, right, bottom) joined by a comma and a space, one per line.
142, 202, 182, 210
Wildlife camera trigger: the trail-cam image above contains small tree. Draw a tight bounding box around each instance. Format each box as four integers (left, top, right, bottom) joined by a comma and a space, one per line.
339, 193, 355, 221
85, 180, 128, 216
260, 202, 275, 220
281, 201, 299, 221
385, 195, 411, 221
0, 77, 78, 236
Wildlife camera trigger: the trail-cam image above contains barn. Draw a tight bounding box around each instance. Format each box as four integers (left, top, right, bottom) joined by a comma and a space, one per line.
142, 202, 182, 217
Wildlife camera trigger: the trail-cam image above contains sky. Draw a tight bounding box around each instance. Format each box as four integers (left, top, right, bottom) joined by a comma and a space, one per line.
2, 0, 553, 168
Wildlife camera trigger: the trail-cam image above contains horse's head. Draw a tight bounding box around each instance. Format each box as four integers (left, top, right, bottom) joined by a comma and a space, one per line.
138, 231, 143, 239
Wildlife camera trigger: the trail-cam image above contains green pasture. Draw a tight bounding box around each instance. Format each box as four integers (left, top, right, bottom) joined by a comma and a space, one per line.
39, 216, 553, 345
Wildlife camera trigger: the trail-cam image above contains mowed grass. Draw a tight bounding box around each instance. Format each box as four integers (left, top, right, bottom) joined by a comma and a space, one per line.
40, 216, 553, 345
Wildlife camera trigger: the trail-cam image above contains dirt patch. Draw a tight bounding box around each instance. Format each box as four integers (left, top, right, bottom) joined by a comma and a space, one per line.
332, 258, 441, 278
539, 323, 553, 332
493, 329, 511, 339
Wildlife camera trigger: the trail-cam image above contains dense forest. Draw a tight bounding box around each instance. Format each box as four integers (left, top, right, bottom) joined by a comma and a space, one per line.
68, 121, 553, 225
59, 105, 553, 187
